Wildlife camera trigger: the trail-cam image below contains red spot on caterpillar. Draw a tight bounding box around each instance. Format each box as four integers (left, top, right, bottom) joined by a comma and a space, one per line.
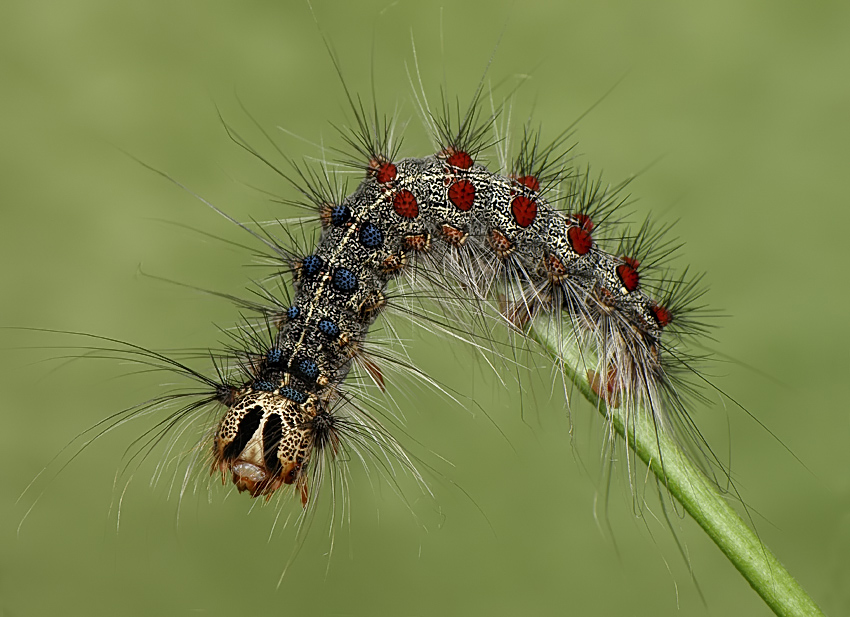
515, 175, 540, 192
445, 149, 473, 169
622, 256, 640, 269
572, 213, 594, 231
651, 304, 673, 327
393, 189, 419, 218
448, 179, 475, 211
567, 226, 593, 255
616, 261, 640, 292
372, 160, 397, 183
511, 195, 537, 228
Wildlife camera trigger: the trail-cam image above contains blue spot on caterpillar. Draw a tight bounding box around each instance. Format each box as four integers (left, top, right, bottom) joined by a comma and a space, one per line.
300, 254, 323, 278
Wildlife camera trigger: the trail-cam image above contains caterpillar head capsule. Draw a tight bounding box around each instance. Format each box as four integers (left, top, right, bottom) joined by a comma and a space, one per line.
212, 390, 319, 504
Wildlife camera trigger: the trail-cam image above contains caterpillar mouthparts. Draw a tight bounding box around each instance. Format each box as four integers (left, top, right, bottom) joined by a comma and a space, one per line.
212, 390, 333, 504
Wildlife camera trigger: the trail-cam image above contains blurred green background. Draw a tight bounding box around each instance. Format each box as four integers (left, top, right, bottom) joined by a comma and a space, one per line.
2, 1, 849, 615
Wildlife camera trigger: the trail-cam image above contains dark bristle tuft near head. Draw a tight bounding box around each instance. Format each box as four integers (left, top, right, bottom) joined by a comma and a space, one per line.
310, 410, 337, 451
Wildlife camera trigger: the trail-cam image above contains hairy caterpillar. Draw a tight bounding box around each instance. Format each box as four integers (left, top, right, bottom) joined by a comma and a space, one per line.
6, 2, 844, 616
200, 97, 707, 508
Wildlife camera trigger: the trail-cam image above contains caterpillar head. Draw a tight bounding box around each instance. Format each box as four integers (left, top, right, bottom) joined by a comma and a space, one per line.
212, 390, 331, 504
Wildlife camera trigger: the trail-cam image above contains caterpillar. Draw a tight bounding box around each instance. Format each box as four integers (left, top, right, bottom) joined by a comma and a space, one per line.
200, 95, 706, 506
8, 2, 840, 612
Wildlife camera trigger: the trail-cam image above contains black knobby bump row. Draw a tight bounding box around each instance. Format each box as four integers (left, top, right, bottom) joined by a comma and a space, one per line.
332, 267, 358, 293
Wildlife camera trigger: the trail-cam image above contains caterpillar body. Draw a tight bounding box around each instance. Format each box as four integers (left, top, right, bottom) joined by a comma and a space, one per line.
208, 123, 701, 505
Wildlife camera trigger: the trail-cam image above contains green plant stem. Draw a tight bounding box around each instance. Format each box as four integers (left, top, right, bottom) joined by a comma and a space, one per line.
529, 316, 824, 617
